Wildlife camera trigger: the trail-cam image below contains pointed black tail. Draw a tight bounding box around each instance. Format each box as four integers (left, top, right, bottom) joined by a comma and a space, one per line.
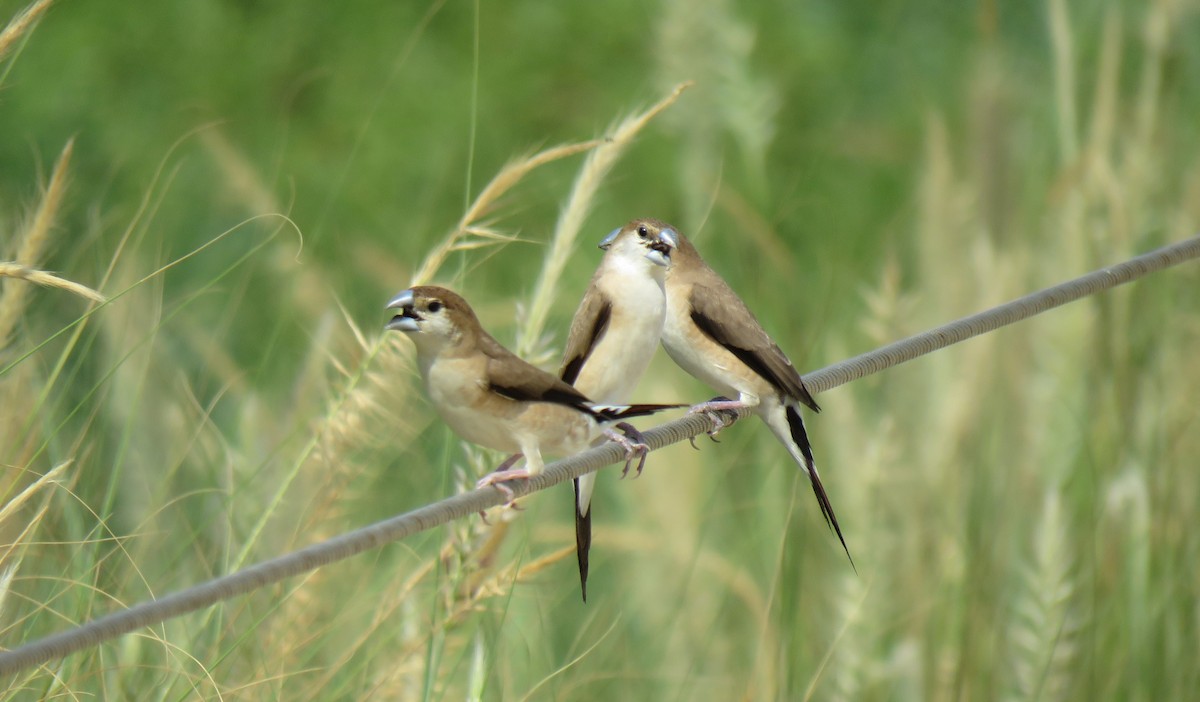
785, 405, 855, 570
591, 403, 685, 422
573, 477, 591, 602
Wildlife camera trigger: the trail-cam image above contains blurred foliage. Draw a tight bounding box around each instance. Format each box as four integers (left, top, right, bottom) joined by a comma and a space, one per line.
1, 0, 1199, 699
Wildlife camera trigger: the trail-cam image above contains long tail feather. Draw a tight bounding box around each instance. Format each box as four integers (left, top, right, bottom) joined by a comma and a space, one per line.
784, 405, 855, 570
573, 477, 591, 602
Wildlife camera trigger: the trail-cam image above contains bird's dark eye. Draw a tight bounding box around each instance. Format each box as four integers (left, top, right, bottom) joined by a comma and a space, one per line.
428, 301, 443, 313
637, 225, 648, 238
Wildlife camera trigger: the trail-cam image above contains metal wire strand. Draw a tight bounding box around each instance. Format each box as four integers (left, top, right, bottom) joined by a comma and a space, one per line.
1, 234, 1197, 678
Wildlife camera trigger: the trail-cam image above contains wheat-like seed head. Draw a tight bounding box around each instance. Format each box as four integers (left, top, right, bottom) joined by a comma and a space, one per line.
0, 0, 54, 63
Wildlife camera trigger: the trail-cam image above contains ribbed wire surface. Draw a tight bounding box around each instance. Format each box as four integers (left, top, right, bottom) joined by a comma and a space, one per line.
1, 234, 1197, 678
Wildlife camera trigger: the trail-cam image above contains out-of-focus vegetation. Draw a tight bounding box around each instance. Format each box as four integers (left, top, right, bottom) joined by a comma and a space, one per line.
1, 0, 1198, 698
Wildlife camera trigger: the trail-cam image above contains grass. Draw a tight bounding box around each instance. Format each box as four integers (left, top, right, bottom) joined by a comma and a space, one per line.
1, 0, 1199, 699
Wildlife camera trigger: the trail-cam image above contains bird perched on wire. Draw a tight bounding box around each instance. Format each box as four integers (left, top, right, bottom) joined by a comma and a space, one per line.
385, 285, 681, 501
558, 218, 672, 601
642, 224, 853, 565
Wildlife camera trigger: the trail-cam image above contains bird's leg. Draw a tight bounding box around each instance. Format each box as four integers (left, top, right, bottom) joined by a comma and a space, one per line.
687, 396, 745, 438
477, 468, 531, 498
477, 470, 527, 506
478, 453, 523, 519
477, 453, 528, 505
477, 447, 547, 507
605, 422, 649, 478
494, 453, 523, 473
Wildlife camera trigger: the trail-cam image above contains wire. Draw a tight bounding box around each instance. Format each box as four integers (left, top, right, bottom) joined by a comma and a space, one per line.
1, 233, 1197, 678
805, 235, 1200, 394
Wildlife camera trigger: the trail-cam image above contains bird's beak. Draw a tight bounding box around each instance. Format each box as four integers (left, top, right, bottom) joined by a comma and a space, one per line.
646, 228, 677, 267
598, 227, 621, 250
385, 289, 420, 332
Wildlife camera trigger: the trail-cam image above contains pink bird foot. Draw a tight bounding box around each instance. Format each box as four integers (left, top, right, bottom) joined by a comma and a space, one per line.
687, 396, 745, 438
607, 422, 650, 478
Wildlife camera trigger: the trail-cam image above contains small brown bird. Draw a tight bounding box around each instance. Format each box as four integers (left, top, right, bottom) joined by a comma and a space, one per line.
646, 225, 852, 564
385, 286, 680, 497
559, 219, 671, 601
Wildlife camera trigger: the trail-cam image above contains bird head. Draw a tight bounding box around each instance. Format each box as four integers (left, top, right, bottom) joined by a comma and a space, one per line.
385, 285, 478, 354
598, 218, 679, 275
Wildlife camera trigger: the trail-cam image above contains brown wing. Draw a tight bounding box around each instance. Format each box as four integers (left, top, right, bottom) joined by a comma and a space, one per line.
688, 281, 820, 412
477, 331, 598, 414
559, 288, 612, 385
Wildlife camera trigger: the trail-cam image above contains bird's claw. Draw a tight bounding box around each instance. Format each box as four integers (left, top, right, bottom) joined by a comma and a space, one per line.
478, 495, 525, 522
620, 447, 649, 478
476, 475, 514, 501
687, 396, 740, 438
476, 464, 530, 509
609, 422, 650, 479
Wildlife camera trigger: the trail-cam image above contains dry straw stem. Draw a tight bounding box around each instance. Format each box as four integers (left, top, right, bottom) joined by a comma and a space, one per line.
0, 264, 106, 305
0, 0, 53, 63
517, 81, 693, 355
0, 461, 69, 628
358, 545, 579, 695
0, 140, 87, 348
409, 138, 608, 287
0, 460, 69, 538
13, 138, 73, 269
0, 232, 1196, 678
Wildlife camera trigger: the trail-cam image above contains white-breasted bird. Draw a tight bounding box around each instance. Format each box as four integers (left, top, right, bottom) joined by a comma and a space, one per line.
558, 218, 672, 601
646, 225, 852, 564
385, 286, 680, 501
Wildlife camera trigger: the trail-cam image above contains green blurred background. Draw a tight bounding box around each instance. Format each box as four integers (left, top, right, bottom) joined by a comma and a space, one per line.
2, 0, 1198, 699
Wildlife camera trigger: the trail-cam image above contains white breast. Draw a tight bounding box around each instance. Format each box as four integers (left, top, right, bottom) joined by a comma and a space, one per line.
572, 261, 666, 403
423, 356, 520, 453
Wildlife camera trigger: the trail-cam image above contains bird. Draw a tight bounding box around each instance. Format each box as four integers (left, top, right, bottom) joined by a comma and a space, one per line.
644, 224, 853, 565
558, 218, 672, 601
384, 285, 681, 504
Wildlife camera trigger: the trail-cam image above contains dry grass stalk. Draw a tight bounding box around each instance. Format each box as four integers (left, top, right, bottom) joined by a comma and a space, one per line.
0, 263, 106, 304
517, 81, 693, 356
0, 459, 70, 529
14, 139, 73, 267
0, 460, 69, 625
0, 139, 81, 348
362, 542, 577, 698
0, 0, 54, 63
410, 138, 609, 286
1006, 491, 1078, 702
300, 542, 450, 698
